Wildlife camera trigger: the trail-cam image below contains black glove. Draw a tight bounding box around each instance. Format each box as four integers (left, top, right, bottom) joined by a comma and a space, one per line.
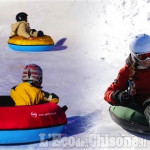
43, 91, 59, 99
113, 90, 131, 105
49, 93, 59, 99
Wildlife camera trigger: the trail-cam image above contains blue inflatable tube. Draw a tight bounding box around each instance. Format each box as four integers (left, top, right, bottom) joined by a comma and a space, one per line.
0, 125, 65, 145
8, 44, 54, 52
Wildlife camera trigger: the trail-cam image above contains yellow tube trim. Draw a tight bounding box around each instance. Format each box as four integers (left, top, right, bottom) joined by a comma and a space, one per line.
8, 35, 54, 46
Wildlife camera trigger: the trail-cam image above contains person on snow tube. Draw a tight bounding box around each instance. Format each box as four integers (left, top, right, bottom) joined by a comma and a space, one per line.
10, 12, 44, 40
104, 34, 150, 126
10, 64, 59, 106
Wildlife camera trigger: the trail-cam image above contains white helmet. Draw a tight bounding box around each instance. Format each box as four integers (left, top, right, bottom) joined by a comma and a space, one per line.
22, 64, 42, 84
130, 34, 150, 61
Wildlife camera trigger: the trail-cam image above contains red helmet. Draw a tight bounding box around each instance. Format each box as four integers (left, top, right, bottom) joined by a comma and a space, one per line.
22, 64, 42, 84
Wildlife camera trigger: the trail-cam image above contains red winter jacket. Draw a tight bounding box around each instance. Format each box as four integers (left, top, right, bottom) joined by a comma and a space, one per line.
104, 64, 150, 105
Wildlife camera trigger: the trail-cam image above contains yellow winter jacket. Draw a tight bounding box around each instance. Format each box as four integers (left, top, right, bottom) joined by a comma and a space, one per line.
11, 21, 38, 38
10, 82, 59, 106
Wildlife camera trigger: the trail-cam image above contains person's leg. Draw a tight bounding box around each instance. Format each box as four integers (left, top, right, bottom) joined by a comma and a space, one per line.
120, 100, 144, 114
127, 101, 144, 114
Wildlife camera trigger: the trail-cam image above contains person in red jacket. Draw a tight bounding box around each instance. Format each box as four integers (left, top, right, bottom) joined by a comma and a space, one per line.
104, 34, 150, 125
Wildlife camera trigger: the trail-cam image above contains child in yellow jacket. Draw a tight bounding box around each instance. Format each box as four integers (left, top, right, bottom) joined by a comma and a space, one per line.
10, 64, 59, 106
11, 12, 44, 39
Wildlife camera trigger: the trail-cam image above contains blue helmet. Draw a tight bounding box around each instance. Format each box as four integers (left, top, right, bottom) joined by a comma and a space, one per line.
130, 34, 150, 55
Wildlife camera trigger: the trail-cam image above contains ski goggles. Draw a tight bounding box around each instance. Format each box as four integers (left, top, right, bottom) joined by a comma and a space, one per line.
132, 52, 150, 62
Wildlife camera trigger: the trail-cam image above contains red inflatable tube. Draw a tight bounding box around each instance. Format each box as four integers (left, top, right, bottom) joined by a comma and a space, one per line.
0, 102, 67, 130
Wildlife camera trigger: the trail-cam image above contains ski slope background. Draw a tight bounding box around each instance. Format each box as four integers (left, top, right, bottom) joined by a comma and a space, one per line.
1, 0, 150, 149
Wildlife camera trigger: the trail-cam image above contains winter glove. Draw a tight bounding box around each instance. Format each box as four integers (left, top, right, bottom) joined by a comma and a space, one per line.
44, 92, 59, 104
113, 90, 131, 105
49, 93, 59, 104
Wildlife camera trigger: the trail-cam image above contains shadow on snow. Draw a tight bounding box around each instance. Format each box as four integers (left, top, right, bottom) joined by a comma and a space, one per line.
51, 38, 67, 51
62, 110, 101, 137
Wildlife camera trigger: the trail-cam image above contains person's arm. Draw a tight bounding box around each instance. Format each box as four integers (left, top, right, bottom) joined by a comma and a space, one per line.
18, 23, 31, 39
104, 65, 130, 105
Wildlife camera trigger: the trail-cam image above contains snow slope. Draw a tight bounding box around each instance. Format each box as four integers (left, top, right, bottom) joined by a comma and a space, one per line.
1, 0, 150, 149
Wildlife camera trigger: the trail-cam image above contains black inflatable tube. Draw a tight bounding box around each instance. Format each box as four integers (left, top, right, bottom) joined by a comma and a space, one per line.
109, 107, 150, 134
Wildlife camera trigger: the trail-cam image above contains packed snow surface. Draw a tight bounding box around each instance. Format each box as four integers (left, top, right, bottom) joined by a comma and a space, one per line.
1, 0, 150, 149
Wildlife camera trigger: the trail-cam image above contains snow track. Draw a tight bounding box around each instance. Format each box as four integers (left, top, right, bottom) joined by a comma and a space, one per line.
0, 0, 150, 149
